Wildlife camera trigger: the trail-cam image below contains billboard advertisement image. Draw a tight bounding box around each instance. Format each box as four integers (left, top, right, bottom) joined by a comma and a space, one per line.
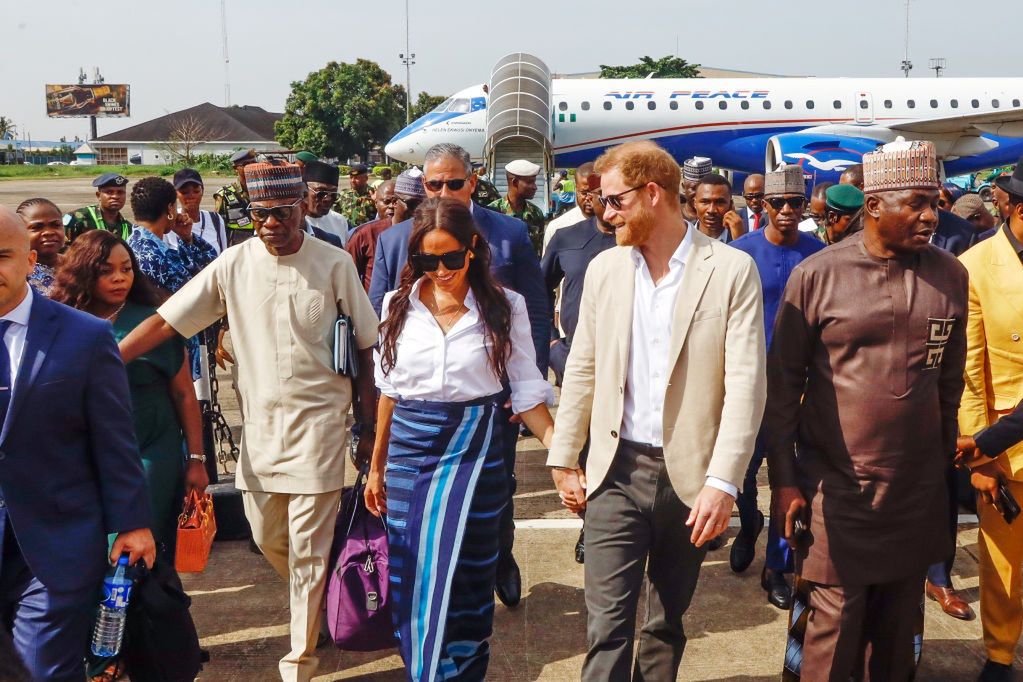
46, 84, 130, 118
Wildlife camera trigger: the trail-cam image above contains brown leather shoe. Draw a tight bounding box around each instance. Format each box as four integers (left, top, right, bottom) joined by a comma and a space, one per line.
926, 580, 974, 620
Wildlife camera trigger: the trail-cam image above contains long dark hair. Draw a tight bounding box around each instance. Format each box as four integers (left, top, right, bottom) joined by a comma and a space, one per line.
50, 230, 161, 310
379, 197, 512, 377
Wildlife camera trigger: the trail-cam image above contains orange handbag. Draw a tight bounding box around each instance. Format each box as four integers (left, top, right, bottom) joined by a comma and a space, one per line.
175, 490, 217, 573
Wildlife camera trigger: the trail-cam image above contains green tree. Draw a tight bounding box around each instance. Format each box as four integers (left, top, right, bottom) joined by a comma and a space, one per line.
0, 117, 16, 140
598, 56, 702, 79
275, 59, 405, 161
408, 92, 447, 123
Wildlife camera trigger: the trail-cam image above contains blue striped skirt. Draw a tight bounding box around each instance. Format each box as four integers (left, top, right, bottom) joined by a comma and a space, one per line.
385, 394, 507, 682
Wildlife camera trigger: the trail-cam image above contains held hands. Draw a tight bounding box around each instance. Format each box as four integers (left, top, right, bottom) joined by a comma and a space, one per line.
551, 467, 587, 513
110, 527, 157, 569
771, 486, 808, 548
365, 467, 387, 517
686, 485, 735, 547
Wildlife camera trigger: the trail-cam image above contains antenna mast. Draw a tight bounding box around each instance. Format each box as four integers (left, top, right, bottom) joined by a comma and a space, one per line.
221, 0, 232, 106
901, 0, 913, 78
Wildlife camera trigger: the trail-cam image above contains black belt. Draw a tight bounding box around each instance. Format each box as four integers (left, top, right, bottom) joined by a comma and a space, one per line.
620, 438, 665, 458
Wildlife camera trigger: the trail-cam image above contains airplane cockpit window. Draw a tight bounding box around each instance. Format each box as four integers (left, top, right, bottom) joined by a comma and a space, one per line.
603, 101, 612, 110
432, 97, 453, 113
626, 101, 635, 110
558, 102, 568, 111
670, 101, 679, 110
696, 101, 705, 110
993, 99, 1001, 108
806, 100, 815, 109
581, 101, 590, 110
972, 99, 980, 108
447, 99, 471, 113
719, 101, 727, 110
784, 100, 793, 110
648, 101, 656, 110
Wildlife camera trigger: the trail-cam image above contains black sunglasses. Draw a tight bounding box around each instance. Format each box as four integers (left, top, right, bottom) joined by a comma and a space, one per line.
424, 176, 470, 192
411, 249, 468, 272
599, 185, 646, 210
245, 198, 305, 223
312, 190, 339, 202
743, 192, 765, 200
766, 196, 807, 211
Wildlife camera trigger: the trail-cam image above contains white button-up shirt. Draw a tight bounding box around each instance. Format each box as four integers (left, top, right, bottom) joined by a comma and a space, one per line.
1, 286, 33, 396
376, 279, 554, 413
620, 227, 737, 497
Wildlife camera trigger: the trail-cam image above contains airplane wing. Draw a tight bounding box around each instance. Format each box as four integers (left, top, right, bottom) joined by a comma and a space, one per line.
884, 109, 1023, 137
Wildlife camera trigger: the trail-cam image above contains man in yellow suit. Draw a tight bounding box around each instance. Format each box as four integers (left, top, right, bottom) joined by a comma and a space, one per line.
959, 160, 1023, 682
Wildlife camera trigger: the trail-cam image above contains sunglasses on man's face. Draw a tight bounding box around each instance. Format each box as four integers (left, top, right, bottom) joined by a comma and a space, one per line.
411, 249, 468, 272
766, 196, 808, 211
245, 198, 304, 223
598, 185, 646, 210
424, 176, 470, 192
312, 190, 339, 202
744, 193, 765, 201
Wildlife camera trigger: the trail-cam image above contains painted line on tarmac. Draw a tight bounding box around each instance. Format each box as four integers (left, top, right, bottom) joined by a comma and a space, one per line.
516, 514, 980, 530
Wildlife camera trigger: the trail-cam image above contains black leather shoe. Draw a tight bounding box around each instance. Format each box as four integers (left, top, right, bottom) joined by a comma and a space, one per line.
495, 555, 522, 607
761, 567, 792, 610
574, 528, 585, 564
978, 660, 1013, 682
706, 533, 727, 551
729, 510, 764, 573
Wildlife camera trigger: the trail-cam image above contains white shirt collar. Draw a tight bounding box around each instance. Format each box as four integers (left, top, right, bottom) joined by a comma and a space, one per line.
2, 286, 33, 328
629, 222, 694, 270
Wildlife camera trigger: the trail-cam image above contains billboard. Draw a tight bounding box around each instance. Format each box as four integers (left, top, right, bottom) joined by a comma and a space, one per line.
45, 84, 130, 118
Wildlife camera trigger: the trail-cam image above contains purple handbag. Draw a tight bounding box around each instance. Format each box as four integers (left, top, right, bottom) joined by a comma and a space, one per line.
326, 467, 396, 651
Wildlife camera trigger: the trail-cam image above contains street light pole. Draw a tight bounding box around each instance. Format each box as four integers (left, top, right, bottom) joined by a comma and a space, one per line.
901, 0, 913, 78
399, 0, 415, 125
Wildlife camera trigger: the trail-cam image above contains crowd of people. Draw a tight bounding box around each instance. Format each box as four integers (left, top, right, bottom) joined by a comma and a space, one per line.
0, 134, 1021, 682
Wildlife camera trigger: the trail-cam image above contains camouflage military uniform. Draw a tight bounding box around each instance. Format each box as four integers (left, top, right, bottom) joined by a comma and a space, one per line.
64, 205, 133, 243
213, 182, 254, 247
334, 189, 376, 228
473, 178, 502, 206
488, 196, 547, 255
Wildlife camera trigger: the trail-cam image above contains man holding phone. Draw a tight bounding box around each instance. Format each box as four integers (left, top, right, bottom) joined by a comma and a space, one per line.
765, 140, 968, 680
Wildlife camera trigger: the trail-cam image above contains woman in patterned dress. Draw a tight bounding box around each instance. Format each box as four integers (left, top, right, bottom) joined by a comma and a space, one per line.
15, 197, 64, 295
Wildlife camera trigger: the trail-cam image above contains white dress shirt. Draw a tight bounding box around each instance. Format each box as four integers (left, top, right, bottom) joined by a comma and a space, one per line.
376, 279, 553, 413
620, 227, 737, 497
307, 211, 351, 245
746, 208, 765, 231
1, 287, 33, 399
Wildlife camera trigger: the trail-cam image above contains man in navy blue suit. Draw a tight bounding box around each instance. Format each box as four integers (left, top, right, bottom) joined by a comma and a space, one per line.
369, 143, 549, 609
0, 205, 154, 681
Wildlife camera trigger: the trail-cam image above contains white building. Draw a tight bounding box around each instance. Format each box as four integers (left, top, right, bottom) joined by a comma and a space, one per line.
90, 102, 284, 165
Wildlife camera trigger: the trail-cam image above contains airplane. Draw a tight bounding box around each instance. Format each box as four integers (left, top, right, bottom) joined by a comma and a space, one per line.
384, 77, 1023, 186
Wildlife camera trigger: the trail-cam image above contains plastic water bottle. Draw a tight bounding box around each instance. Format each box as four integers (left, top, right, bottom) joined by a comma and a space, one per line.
90, 553, 133, 657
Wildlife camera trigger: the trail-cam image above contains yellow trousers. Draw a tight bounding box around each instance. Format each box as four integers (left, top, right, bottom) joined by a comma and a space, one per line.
243, 489, 342, 682
979, 477, 1023, 664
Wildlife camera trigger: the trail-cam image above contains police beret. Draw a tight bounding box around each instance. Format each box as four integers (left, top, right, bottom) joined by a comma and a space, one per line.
825, 183, 865, 213
230, 149, 257, 165
295, 151, 318, 164
505, 159, 541, 177
92, 173, 128, 188
348, 163, 369, 176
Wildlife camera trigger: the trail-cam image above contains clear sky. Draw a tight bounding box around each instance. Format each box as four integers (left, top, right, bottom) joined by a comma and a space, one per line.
4, 0, 1020, 142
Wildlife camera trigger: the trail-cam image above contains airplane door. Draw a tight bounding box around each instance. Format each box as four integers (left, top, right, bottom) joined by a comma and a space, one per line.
855, 92, 874, 124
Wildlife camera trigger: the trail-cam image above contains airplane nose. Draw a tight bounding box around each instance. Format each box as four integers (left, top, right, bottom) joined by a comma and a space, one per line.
385, 131, 424, 164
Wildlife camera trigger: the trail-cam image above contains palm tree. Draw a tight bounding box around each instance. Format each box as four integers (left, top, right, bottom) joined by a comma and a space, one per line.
0, 117, 16, 141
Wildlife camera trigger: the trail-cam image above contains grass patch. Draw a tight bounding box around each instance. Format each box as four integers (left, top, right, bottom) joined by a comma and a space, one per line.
0, 165, 232, 181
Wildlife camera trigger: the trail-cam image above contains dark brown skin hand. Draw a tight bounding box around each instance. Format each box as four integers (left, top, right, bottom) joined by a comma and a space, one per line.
772, 486, 808, 548
972, 459, 1007, 511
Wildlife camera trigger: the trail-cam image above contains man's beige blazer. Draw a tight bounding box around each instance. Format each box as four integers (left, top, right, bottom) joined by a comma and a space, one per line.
546, 227, 767, 507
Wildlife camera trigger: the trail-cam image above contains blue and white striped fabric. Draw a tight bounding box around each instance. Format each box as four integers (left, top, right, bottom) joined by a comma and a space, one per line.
385, 394, 507, 682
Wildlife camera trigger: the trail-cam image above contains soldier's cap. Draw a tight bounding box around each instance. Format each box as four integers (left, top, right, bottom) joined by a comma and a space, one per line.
230, 149, 257, 166
173, 168, 203, 190
295, 151, 318, 164
303, 161, 340, 187
825, 184, 864, 213
92, 173, 128, 189
348, 163, 369, 176
505, 159, 541, 178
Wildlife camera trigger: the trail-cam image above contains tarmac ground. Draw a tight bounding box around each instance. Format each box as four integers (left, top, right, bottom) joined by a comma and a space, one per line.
0, 177, 1007, 680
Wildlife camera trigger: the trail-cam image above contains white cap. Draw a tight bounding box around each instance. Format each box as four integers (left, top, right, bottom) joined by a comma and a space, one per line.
505, 159, 541, 177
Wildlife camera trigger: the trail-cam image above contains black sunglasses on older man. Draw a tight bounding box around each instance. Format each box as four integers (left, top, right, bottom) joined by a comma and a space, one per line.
424, 176, 471, 192
245, 198, 305, 223
411, 249, 469, 272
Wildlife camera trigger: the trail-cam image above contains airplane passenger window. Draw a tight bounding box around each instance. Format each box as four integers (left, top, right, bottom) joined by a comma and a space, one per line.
719, 101, 727, 110
448, 99, 471, 113
625, 101, 635, 110
648, 101, 656, 110
763, 101, 772, 110
972, 99, 980, 108
861, 100, 871, 109
951, 99, 959, 108
696, 101, 705, 110
993, 99, 1001, 108
907, 100, 916, 108
806, 100, 815, 109
1015, 99, 1021, 108
558, 102, 567, 111
834, 100, 842, 109
741, 101, 750, 110
884, 100, 893, 108
581, 101, 590, 110
930, 99, 938, 108
603, 101, 612, 110
670, 101, 678, 110
784, 100, 793, 109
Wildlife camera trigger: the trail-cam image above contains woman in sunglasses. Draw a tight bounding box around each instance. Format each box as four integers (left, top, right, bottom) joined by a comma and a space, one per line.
365, 197, 554, 681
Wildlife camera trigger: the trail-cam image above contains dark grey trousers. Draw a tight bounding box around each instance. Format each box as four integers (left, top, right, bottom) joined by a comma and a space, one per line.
582, 439, 707, 681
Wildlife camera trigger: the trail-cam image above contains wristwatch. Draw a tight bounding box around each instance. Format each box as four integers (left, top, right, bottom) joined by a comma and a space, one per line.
188, 453, 207, 463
